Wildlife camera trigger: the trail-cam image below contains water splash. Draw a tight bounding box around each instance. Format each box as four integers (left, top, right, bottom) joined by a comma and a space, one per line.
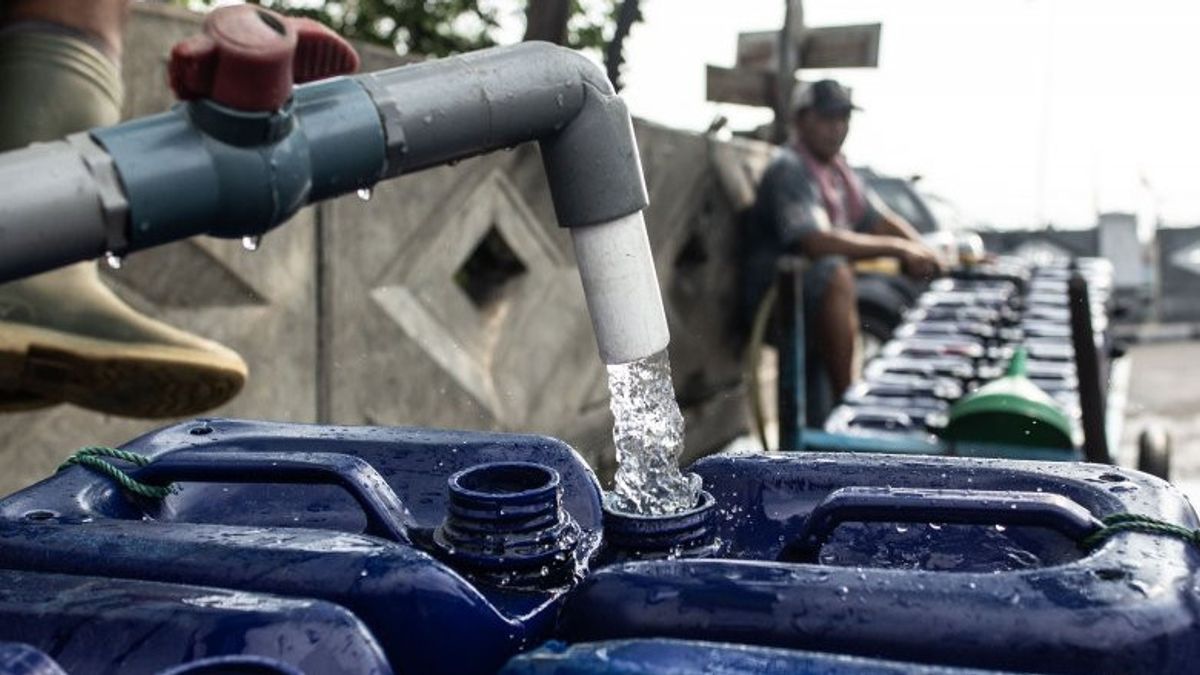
604, 349, 701, 516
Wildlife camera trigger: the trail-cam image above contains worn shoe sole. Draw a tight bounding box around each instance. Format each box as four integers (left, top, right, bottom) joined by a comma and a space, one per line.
0, 390, 61, 413
0, 323, 246, 419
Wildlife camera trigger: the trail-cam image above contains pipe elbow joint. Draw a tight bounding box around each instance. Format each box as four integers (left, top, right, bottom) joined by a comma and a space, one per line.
534, 44, 649, 228
357, 42, 647, 229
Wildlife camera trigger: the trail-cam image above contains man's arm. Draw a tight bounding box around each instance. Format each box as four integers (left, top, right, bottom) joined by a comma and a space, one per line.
796, 227, 936, 277
871, 206, 925, 244
795, 228, 913, 260
842, 191, 943, 278
798, 227, 941, 279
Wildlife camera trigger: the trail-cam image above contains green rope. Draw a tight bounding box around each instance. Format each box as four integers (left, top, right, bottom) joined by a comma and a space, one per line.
58, 446, 174, 500
1080, 513, 1200, 551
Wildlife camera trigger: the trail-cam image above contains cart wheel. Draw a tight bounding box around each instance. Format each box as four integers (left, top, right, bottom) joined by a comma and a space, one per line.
1137, 425, 1172, 480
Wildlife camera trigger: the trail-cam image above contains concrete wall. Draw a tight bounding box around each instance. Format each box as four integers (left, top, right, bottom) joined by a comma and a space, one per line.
0, 5, 768, 494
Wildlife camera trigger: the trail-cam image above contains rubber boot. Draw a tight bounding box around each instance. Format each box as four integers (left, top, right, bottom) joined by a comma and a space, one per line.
0, 28, 248, 417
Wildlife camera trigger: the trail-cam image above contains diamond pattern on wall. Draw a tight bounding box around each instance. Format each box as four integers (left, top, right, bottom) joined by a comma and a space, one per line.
370, 169, 569, 422
101, 240, 268, 308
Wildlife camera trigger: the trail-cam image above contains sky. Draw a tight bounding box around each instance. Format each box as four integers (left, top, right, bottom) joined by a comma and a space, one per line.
615, 0, 1200, 230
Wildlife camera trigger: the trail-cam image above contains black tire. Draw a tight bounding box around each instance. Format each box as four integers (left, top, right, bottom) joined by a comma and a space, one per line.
1137, 425, 1172, 480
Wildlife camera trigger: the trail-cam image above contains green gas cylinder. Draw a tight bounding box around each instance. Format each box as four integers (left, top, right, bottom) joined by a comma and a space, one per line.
940, 347, 1074, 449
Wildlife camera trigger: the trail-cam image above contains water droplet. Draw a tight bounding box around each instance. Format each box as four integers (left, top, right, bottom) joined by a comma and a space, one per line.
241, 235, 261, 251
104, 252, 123, 270
359, 570, 368, 577
356, 187, 373, 201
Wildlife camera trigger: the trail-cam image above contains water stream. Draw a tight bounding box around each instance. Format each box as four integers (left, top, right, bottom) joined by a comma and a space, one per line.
604, 349, 702, 516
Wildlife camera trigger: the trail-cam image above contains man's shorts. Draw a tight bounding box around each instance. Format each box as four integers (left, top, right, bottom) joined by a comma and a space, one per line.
802, 255, 848, 317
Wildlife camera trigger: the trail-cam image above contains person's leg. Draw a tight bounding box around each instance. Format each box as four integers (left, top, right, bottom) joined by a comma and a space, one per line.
0, 3, 127, 411
0, 3, 249, 417
2, 0, 130, 61
0, 2, 127, 149
814, 259, 860, 400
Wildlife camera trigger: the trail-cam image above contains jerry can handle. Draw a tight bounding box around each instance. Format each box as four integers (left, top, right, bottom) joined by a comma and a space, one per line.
134, 450, 413, 544
780, 486, 1102, 563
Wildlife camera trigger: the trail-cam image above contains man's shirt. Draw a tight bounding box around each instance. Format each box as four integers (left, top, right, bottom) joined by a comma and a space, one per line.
740, 145, 883, 323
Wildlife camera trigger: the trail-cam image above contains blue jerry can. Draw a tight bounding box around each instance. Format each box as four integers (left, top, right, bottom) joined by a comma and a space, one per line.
0, 569, 390, 675
157, 656, 305, 674
0, 643, 64, 675
558, 451, 1200, 674
0, 419, 605, 675
499, 639, 1008, 674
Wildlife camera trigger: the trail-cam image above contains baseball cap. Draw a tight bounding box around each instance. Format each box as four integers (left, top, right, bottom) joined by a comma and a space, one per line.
791, 79, 861, 116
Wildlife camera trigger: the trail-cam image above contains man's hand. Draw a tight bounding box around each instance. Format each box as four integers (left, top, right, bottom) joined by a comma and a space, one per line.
896, 241, 943, 280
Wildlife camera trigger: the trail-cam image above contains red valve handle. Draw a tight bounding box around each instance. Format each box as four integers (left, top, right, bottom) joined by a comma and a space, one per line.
168, 5, 360, 112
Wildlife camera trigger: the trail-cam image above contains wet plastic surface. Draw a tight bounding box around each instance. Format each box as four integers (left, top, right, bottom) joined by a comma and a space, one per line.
0, 569, 390, 675
499, 639, 1007, 674
559, 450, 1200, 674
0, 419, 604, 675
0, 643, 64, 675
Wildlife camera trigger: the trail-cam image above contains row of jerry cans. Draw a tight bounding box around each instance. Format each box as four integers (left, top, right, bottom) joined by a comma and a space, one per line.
1, 418, 1197, 674
826, 257, 1114, 446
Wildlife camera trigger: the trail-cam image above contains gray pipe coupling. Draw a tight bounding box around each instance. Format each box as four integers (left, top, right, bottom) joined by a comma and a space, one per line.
0, 134, 128, 282
91, 77, 385, 252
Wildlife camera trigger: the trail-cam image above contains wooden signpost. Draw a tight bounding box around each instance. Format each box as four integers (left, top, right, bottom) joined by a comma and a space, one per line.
705, 0, 881, 141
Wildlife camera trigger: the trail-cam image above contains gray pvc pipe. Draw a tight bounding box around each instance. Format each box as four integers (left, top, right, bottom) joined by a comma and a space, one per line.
572, 212, 670, 364
357, 41, 649, 229
0, 42, 669, 364
0, 135, 125, 283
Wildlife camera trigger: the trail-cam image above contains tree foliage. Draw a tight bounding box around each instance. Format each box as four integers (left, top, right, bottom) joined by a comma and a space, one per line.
180, 0, 632, 60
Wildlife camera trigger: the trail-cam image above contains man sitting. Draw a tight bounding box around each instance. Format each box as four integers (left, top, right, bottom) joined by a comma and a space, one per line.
743, 79, 942, 401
